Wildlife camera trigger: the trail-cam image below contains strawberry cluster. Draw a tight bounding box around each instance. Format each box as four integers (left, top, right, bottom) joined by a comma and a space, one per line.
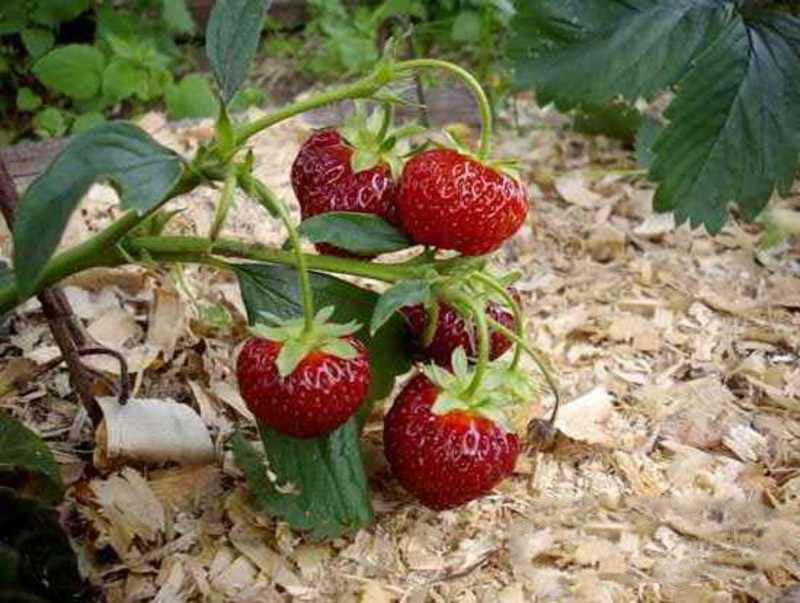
237, 106, 535, 511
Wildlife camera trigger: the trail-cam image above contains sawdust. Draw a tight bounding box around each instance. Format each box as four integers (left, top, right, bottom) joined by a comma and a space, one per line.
2, 93, 799, 602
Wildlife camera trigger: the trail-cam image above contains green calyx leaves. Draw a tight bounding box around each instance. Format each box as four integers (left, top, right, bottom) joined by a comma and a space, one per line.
250, 306, 362, 377
438, 127, 522, 181
339, 102, 425, 180
423, 348, 536, 432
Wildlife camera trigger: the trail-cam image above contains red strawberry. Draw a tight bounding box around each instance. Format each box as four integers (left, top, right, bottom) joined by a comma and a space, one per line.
237, 335, 370, 439
291, 129, 397, 256
402, 294, 518, 368
384, 374, 520, 510
397, 149, 528, 256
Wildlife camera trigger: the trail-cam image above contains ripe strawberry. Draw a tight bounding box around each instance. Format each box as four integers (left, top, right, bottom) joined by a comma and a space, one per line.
397, 149, 528, 256
237, 335, 370, 439
291, 129, 397, 256
384, 374, 520, 510
401, 293, 518, 368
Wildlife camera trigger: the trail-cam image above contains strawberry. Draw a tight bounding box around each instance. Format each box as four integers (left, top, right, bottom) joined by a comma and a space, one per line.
397, 149, 528, 256
384, 373, 520, 510
291, 129, 397, 256
402, 296, 516, 368
236, 309, 370, 439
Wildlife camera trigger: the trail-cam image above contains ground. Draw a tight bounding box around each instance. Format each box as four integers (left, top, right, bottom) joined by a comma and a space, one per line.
2, 91, 799, 602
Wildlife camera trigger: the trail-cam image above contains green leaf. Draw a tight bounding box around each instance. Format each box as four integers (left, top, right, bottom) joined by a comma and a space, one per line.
0, 415, 63, 504
165, 74, 220, 119
206, 0, 272, 103
16, 88, 42, 112
32, 107, 66, 138
297, 212, 412, 256
163, 0, 196, 34
451, 10, 482, 42
102, 58, 148, 102
235, 263, 411, 404
21, 28, 55, 59
0, 487, 88, 600
32, 44, 105, 100
511, 0, 733, 105
29, 0, 89, 26
71, 112, 106, 134
229, 86, 266, 112
0, 4, 27, 35
651, 12, 800, 232
370, 280, 430, 335
231, 423, 373, 539
13, 122, 183, 296
573, 101, 642, 143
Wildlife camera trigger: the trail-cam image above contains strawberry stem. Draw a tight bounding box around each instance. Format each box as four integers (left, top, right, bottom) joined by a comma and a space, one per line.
486, 317, 561, 425
472, 273, 524, 370
395, 59, 492, 160
448, 292, 490, 399
240, 174, 316, 334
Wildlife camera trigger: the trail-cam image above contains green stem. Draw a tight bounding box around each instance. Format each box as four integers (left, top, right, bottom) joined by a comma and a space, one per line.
241, 174, 315, 333
448, 291, 489, 399
123, 236, 427, 282
487, 317, 561, 424
209, 165, 237, 241
235, 67, 394, 145
473, 273, 523, 369
396, 58, 493, 159
377, 102, 393, 141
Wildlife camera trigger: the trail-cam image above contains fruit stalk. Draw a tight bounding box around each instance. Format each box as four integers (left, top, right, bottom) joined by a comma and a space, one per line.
209, 165, 237, 241
395, 58, 493, 159
241, 174, 316, 333
446, 291, 490, 399
472, 273, 524, 369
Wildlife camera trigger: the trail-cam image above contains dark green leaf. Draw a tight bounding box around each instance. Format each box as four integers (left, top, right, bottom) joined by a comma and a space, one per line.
370, 280, 430, 335
206, 0, 272, 103
0, 488, 88, 601
511, 0, 733, 105
651, 13, 800, 232
21, 28, 55, 59
297, 212, 413, 256
32, 44, 105, 100
163, 0, 196, 34
14, 122, 183, 296
0, 415, 63, 505
231, 421, 373, 539
573, 101, 642, 143
165, 74, 220, 119
0, 4, 27, 35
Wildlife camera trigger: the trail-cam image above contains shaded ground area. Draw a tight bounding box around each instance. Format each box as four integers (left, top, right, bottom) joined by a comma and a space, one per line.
1, 95, 799, 602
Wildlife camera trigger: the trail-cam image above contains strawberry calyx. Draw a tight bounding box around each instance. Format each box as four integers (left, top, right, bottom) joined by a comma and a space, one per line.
436, 128, 522, 181
421, 347, 537, 432
339, 102, 425, 180
249, 306, 362, 377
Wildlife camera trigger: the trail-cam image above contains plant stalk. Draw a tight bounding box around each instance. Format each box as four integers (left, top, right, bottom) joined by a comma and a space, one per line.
472, 273, 524, 369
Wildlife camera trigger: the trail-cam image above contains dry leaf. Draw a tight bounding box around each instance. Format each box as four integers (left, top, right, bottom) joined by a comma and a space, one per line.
555, 172, 603, 208
555, 387, 616, 445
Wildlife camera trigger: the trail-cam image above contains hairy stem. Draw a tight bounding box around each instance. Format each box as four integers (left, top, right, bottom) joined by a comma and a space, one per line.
472, 273, 524, 369
396, 59, 493, 159
241, 174, 315, 332
209, 165, 237, 241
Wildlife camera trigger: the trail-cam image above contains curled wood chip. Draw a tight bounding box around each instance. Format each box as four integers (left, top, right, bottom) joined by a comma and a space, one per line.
95, 397, 214, 467
555, 387, 616, 445
146, 287, 185, 359
555, 172, 603, 208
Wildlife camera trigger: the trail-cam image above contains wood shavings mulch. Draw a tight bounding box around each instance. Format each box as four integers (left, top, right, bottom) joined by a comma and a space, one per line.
2, 96, 799, 602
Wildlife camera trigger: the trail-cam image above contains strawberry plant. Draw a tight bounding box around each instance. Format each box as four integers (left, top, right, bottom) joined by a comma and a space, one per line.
0, 0, 558, 538
509, 0, 800, 233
